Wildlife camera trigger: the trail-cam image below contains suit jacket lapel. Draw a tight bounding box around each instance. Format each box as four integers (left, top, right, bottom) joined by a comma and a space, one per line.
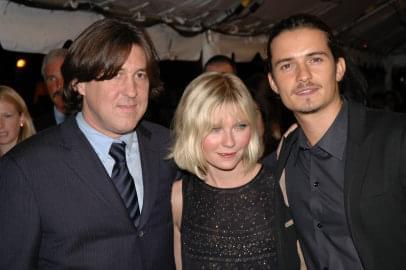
344, 102, 374, 208
136, 123, 160, 228
276, 131, 298, 207
344, 102, 375, 263
59, 117, 131, 222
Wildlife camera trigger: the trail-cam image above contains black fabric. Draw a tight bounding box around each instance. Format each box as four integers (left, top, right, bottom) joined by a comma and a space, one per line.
180, 166, 278, 269
33, 111, 57, 131
109, 142, 140, 227
0, 117, 178, 269
276, 101, 406, 270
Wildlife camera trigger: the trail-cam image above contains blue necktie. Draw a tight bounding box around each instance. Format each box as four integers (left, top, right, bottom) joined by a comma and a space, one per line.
109, 142, 140, 227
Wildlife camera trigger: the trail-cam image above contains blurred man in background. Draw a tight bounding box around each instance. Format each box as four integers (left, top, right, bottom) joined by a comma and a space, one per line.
34, 48, 67, 131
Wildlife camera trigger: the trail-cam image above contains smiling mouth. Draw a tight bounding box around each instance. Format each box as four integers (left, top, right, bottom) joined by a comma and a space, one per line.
294, 83, 320, 96
218, 152, 236, 158
295, 88, 317, 96
117, 104, 137, 110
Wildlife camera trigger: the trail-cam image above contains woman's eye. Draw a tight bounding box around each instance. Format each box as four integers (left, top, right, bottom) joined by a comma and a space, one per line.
211, 127, 221, 133
3, 113, 14, 118
236, 123, 248, 130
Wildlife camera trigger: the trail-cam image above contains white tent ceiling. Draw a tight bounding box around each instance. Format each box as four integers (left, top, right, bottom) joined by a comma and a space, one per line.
1, 0, 406, 67
0, 1, 270, 64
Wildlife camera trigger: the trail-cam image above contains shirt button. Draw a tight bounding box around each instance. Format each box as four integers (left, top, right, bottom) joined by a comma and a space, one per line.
317, 222, 323, 229
313, 181, 319, 187
138, 230, 145, 237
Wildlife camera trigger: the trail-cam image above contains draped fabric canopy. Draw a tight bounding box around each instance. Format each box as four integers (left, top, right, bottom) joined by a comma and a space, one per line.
1, 0, 406, 70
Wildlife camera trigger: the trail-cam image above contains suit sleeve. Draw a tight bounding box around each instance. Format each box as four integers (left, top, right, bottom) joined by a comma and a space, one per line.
401, 127, 406, 192
0, 156, 41, 269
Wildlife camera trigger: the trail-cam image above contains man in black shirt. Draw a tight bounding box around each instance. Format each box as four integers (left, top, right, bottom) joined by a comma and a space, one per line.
266, 14, 406, 270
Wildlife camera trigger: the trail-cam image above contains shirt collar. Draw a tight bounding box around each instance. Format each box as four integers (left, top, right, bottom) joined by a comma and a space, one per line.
53, 106, 65, 124
317, 100, 348, 160
75, 112, 138, 157
293, 99, 348, 161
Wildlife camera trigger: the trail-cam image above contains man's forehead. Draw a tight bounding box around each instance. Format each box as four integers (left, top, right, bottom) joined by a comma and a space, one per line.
120, 44, 148, 69
46, 57, 64, 69
270, 28, 331, 59
274, 27, 328, 44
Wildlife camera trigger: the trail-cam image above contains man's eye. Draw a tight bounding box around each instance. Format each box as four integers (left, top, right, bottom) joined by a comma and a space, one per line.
135, 72, 148, 80
280, 63, 291, 71
310, 57, 323, 63
47, 76, 56, 82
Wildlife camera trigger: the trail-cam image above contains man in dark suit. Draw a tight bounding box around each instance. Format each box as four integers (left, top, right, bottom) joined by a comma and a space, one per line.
34, 48, 67, 131
0, 18, 178, 269
266, 14, 406, 270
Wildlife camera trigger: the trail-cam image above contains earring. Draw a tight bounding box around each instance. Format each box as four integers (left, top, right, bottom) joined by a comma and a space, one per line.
20, 122, 24, 127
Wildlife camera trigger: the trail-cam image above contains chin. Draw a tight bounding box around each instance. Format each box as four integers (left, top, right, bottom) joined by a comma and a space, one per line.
295, 102, 322, 114
298, 107, 320, 114
109, 124, 136, 135
215, 161, 241, 171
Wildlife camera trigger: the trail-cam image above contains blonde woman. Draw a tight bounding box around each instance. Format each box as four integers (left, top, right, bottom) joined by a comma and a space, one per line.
170, 72, 282, 269
0, 85, 36, 156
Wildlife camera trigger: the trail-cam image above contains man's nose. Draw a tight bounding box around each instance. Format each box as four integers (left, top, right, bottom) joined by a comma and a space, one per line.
296, 62, 312, 82
123, 77, 138, 98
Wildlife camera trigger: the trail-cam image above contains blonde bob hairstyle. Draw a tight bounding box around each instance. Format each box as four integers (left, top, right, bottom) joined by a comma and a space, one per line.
0, 85, 36, 142
170, 72, 263, 179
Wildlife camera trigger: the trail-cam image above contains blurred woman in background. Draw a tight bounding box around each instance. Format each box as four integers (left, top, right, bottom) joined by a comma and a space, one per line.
0, 85, 36, 157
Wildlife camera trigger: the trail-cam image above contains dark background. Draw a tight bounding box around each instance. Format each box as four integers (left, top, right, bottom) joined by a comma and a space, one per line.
1, 46, 406, 129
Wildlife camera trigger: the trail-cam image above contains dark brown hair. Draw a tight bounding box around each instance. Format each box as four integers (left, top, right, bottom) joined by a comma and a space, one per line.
62, 17, 162, 114
266, 13, 343, 73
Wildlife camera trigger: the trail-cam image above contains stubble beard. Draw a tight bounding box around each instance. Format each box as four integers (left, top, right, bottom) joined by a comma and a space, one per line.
297, 98, 322, 114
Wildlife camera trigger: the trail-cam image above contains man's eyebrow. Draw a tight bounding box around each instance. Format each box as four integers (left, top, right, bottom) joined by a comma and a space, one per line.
273, 51, 329, 67
273, 57, 294, 67
120, 67, 148, 72
306, 51, 329, 57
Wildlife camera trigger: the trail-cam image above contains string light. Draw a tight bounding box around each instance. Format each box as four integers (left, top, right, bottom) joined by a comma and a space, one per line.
16, 58, 27, 69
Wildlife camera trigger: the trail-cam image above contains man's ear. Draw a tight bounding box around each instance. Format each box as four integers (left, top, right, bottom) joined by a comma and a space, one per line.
74, 80, 86, 96
336, 57, 346, 82
268, 73, 279, 94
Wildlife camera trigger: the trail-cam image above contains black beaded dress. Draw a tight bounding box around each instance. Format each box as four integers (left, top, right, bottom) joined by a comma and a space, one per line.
181, 166, 278, 269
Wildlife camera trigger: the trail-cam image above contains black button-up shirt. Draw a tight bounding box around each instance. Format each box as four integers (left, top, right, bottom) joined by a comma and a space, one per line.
285, 101, 363, 270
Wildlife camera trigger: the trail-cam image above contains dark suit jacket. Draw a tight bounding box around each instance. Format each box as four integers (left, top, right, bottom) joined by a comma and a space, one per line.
0, 116, 178, 270
33, 111, 57, 131
275, 102, 406, 270
32, 98, 58, 132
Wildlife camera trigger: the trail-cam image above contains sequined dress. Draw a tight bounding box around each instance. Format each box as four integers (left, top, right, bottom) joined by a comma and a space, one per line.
181, 166, 278, 269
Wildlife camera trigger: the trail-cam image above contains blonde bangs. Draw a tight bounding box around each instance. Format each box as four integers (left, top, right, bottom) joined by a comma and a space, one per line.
170, 72, 264, 178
